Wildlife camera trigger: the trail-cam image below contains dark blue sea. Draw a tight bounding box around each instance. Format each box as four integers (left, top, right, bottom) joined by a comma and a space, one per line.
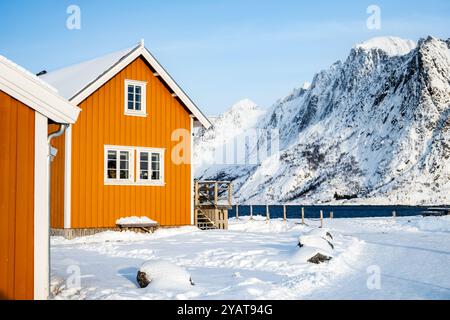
229, 205, 431, 219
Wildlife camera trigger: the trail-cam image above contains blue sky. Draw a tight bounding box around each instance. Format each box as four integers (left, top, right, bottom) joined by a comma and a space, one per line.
0, 0, 449, 115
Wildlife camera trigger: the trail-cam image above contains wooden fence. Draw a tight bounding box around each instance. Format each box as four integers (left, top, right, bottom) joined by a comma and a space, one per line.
232, 204, 398, 227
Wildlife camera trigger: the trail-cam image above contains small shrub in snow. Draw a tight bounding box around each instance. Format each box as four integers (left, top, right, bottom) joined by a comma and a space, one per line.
137, 260, 194, 289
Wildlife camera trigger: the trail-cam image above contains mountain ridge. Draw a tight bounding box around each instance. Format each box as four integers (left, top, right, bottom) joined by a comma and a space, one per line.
195, 36, 450, 205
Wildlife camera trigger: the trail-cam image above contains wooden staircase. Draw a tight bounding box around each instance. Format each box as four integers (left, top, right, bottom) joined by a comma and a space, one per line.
194, 181, 232, 230
196, 209, 218, 230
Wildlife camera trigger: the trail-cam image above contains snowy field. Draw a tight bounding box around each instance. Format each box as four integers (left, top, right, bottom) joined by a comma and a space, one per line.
51, 215, 450, 300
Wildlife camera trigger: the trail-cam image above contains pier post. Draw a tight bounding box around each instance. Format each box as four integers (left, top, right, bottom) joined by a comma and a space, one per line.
283, 205, 287, 222
330, 211, 333, 220
301, 207, 305, 225
320, 210, 323, 228
236, 205, 239, 219
266, 204, 270, 222
250, 205, 253, 220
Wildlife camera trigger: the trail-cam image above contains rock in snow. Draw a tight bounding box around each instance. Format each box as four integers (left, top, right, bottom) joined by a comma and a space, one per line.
295, 229, 334, 264
195, 36, 450, 206
137, 261, 194, 289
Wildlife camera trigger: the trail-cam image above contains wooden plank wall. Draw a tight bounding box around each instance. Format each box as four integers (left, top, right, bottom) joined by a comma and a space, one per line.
70, 57, 192, 228
0, 90, 35, 300
48, 125, 65, 228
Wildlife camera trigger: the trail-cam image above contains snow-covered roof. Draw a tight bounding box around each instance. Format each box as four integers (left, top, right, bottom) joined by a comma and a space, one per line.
0, 55, 80, 123
40, 41, 211, 129
355, 36, 417, 57
40, 47, 132, 100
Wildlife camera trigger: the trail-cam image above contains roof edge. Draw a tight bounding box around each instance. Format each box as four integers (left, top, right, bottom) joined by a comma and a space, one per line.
69, 42, 211, 129
0, 55, 81, 124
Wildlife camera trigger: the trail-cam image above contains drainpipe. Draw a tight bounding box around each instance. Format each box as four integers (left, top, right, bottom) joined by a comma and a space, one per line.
47, 123, 68, 298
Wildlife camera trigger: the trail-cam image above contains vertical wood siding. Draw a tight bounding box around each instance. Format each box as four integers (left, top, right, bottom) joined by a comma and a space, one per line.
0, 90, 35, 300
48, 125, 65, 228
70, 57, 192, 228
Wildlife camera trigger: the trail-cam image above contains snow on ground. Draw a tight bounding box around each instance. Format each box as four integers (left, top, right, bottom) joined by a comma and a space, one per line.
51, 215, 450, 300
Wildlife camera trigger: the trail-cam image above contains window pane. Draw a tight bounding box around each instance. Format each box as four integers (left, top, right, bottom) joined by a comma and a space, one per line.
120, 151, 129, 161
108, 150, 117, 159
120, 170, 129, 179
135, 86, 141, 94
107, 159, 116, 170
128, 101, 134, 110
135, 102, 141, 111
152, 161, 159, 171
140, 170, 149, 180
140, 152, 148, 161
107, 169, 117, 179
120, 151, 129, 171
135, 94, 141, 102
107, 151, 117, 169
151, 153, 160, 171
128, 93, 134, 102
151, 171, 160, 180
128, 85, 134, 93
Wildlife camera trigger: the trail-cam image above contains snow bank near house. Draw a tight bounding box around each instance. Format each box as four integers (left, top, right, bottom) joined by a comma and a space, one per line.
116, 216, 157, 225
51, 226, 198, 245
138, 260, 193, 289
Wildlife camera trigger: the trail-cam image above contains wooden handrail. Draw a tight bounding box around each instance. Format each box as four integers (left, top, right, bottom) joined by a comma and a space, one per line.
194, 180, 233, 208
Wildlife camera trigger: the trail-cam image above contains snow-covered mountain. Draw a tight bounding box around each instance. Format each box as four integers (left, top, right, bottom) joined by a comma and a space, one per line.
195, 36, 450, 205
193, 98, 266, 177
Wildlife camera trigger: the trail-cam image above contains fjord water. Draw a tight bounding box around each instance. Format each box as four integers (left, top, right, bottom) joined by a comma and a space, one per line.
229, 205, 428, 219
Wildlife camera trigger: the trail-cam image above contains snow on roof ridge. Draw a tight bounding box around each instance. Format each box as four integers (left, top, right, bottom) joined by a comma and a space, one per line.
355, 36, 417, 57
40, 44, 138, 99
0, 55, 59, 93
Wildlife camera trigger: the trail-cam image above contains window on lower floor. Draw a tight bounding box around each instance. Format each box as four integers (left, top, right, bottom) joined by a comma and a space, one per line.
137, 148, 164, 185
104, 145, 164, 185
104, 146, 134, 184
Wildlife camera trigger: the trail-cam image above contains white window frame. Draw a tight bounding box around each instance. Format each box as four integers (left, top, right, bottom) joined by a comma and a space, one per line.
124, 79, 147, 117
104, 145, 135, 185
136, 147, 165, 186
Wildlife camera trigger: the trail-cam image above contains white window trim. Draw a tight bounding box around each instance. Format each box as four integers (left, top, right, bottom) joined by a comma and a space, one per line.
104, 145, 135, 185
124, 79, 147, 117
136, 147, 165, 186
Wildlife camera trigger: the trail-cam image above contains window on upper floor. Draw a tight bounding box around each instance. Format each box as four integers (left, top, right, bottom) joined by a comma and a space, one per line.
124, 80, 147, 117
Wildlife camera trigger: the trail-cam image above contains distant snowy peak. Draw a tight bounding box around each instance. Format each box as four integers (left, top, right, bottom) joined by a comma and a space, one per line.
355, 36, 417, 57
213, 98, 266, 129
229, 98, 259, 113
302, 82, 311, 90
